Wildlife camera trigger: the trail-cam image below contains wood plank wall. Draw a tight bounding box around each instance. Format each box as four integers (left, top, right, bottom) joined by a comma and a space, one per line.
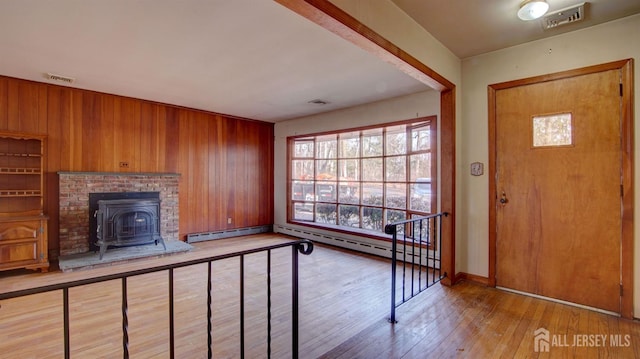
0, 76, 274, 256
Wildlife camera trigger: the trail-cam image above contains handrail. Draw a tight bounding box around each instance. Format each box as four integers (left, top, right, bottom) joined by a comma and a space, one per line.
0, 239, 314, 359
386, 212, 448, 323
383, 212, 447, 235
0, 240, 313, 300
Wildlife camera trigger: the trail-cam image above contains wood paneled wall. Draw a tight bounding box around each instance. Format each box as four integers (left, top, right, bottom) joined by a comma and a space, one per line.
0, 76, 274, 255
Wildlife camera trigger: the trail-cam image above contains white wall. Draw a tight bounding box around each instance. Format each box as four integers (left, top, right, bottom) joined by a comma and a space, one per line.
326, 0, 464, 271
329, 0, 461, 84
460, 14, 640, 316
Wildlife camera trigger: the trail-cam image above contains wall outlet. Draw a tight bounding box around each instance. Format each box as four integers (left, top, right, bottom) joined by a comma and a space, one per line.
227, 217, 232, 224
119, 162, 129, 168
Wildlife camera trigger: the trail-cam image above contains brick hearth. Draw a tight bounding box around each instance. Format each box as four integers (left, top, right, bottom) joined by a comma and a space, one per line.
58, 172, 180, 256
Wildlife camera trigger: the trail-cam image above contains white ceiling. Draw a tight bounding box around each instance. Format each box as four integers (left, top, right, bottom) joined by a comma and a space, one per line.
0, 1, 638, 123
391, 0, 640, 59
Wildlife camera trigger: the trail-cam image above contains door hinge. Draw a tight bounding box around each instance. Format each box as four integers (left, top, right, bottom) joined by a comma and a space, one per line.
40, 227, 44, 234
620, 284, 623, 296
620, 83, 623, 97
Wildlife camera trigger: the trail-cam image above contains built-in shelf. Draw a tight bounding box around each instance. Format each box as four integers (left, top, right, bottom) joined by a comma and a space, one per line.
0, 131, 49, 272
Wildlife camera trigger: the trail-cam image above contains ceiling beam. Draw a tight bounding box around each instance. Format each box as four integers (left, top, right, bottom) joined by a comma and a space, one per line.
274, 0, 452, 92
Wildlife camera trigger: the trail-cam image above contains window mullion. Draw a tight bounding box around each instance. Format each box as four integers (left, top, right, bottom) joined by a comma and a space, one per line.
288, 117, 435, 234
312, 137, 318, 223
382, 127, 387, 227
405, 126, 411, 220
358, 131, 363, 229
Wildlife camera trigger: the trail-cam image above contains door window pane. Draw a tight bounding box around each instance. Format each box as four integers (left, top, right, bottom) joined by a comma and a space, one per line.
532, 113, 572, 147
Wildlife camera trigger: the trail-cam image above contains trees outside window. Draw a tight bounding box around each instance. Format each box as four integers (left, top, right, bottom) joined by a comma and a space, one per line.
288, 117, 436, 235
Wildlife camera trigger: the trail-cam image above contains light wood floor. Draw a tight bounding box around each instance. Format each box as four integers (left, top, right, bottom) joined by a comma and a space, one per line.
1, 234, 639, 358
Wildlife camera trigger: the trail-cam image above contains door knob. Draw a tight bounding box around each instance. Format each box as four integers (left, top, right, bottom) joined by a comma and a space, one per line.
499, 192, 508, 204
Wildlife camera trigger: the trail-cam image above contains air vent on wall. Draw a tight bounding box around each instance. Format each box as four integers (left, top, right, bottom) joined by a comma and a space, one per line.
45, 73, 75, 84
543, 2, 586, 30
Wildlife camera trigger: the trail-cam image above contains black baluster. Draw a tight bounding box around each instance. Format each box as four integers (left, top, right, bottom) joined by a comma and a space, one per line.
169, 268, 175, 359
267, 250, 272, 359
240, 255, 245, 359
63, 288, 70, 359
122, 278, 129, 359
208, 261, 213, 359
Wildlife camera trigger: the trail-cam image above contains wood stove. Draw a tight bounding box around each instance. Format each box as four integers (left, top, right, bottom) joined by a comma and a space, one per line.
95, 197, 165, 259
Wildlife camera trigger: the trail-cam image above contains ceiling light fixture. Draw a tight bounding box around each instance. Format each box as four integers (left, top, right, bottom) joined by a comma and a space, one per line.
517, 0, 550, 21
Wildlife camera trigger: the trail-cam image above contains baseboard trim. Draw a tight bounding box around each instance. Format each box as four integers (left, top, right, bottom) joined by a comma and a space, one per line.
274, 224, 441, 268
455, 272, 490, 286
186, 225, 273, 243
274, 224, 393, 258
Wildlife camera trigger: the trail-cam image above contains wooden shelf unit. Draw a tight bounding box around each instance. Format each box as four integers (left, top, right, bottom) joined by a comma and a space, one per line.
0, 131, 49, 272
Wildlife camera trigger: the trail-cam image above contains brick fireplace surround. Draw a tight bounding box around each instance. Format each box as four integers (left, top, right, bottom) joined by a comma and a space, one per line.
58, 172, 180, 256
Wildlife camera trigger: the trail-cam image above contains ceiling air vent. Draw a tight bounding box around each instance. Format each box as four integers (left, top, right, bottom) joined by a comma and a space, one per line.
308, 99, 329, 105
543, 2, 586, 30
46, 73, 75, 84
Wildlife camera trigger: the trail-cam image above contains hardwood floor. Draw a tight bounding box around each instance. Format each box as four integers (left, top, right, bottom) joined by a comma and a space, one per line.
1, 234, 639, 358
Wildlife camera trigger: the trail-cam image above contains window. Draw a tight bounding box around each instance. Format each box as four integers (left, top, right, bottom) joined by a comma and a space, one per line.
288, 117, 436, 235
532, 113, 573, 147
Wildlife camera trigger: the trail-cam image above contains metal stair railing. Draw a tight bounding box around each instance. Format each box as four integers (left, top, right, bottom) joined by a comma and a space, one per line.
385, 212, 448, 323
0, 239, 314, 359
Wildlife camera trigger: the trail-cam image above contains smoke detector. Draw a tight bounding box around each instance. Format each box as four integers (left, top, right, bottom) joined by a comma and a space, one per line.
543, 2, 586, 30
45, 73, 75, 84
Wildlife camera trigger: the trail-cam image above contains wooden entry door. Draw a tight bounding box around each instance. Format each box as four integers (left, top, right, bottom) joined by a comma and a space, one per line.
494, 69, 622, 313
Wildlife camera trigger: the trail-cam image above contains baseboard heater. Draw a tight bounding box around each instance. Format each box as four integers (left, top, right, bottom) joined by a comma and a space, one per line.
186, 225, 272, 243
274, 224, 440, 268
274, 224, 392, 258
